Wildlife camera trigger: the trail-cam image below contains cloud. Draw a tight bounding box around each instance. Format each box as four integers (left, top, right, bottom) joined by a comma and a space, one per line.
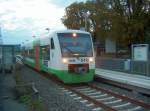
51, 0, 87, 7
0, 0, 65, 32
0, 0, 86, 44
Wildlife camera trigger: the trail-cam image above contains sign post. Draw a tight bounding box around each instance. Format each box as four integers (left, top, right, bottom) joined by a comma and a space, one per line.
132, 44, 149, 76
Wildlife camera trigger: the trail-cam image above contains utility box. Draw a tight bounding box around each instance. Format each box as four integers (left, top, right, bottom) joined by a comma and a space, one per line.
124, 59, 131, 71
0, 45, 21, 73
3, 46, 14, 73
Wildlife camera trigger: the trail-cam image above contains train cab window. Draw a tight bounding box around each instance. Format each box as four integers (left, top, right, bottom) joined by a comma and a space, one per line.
51, 38, 55, 49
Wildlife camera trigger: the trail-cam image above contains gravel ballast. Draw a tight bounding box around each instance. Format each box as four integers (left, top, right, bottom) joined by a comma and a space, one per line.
19, 66, 93, 111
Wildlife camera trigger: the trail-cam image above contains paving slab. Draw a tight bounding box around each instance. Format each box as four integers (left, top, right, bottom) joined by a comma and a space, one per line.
95, 68, 150, 90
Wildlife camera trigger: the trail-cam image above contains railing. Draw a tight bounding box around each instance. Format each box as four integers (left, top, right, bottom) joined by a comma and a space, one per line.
96, 57, 150, 77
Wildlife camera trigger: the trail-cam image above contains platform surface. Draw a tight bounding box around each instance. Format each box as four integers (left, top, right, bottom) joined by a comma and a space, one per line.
95, 68, 150, 90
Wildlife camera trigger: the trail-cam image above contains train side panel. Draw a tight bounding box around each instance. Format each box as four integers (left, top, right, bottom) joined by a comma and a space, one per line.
24, 40, 40, 70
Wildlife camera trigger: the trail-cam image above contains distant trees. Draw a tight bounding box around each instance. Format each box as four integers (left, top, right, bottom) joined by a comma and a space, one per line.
61, 0, 150, 47
109, 0, 150, 47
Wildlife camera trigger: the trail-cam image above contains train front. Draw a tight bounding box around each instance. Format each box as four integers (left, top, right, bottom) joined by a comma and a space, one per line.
58, 32, 95, 83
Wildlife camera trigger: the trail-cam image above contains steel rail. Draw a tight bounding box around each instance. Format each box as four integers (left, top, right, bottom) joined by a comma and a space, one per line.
88, 83, 150, 109
63, 85, 117, 111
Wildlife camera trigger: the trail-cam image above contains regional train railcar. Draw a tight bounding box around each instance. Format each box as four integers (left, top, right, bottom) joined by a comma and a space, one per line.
23, 30, 95, 83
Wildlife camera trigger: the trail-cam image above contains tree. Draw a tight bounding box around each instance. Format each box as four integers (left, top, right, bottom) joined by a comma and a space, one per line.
108, 0, 150, 46
62, 0, 150, 47
62, 1, 110, 40
62, 2, 85, 29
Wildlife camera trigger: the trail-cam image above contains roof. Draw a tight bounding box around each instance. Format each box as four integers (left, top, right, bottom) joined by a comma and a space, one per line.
52, 29, 90, 34
23, 29, 91, 48
0, 44, 20, 47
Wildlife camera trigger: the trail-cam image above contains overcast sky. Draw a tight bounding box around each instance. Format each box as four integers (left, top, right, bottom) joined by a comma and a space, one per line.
0, 0, 86, 44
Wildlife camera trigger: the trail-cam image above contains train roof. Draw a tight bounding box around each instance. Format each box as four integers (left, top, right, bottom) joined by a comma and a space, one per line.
23, 29, 91, 49
52, 29, 90, 34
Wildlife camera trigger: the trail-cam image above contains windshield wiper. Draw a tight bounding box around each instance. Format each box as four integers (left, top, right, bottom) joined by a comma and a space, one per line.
63, 46, 87, 57
63, 46, 75, 54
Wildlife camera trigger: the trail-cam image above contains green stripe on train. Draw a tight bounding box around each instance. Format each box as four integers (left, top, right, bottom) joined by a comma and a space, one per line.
25, 59, 94, 83
52, 69, 95, 83
24, 59, 36, 68
41, 65, 95, 83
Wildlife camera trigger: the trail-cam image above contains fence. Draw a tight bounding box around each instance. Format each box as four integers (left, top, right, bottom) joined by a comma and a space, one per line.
96, 57, 150, 77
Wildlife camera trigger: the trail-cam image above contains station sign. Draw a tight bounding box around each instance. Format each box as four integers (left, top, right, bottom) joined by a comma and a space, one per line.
132, 44, 149, 61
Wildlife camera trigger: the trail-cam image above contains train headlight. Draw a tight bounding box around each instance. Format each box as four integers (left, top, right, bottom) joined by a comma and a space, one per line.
62, 58, 68, 64
89, 57, 94, 63
72, 33, 77, 37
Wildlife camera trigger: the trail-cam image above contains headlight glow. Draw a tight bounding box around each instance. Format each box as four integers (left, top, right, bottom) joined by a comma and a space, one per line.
89, 57, 94, 62
72, 33, 77, 37
62, 58, 68, 64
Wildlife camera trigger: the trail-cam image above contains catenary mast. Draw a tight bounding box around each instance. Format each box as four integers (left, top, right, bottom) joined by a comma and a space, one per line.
0, 27, 3, 44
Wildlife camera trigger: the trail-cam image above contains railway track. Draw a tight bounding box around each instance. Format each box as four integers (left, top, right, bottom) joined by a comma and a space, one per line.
60, 83, 150, 111
29, 67, 150, 111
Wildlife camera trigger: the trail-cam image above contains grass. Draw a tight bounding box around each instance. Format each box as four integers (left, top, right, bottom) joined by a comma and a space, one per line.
14, 64, 45, 111
19, 95, 44, 111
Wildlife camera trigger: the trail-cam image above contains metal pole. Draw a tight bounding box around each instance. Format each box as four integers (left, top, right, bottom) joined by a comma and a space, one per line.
146, 62, 149, 76
146, 44, 149, 76
0, 27, 3, 44
85, 17, 87, 31
131, 45, 133, 73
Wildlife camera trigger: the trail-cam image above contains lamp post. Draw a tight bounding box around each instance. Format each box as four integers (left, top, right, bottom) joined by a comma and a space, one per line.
82, 11, 90, 31
85, 16, 87, 31
0, 27, 3, 44
46, 28, 50, 33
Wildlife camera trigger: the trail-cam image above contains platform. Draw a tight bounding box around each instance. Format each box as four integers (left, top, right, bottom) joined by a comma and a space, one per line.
95, 68, 150, 95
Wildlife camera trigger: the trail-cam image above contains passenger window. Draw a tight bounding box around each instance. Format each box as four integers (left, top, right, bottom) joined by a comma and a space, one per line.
51, 38, 55, 49
41, 45, 50, 60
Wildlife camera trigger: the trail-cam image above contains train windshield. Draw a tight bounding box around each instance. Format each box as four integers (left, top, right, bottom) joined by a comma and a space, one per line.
58, 33, 93, 57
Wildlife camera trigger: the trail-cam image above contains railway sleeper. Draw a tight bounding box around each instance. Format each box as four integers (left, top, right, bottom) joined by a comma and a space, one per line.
92, 107, 102, 111
96, 96, 115, 101
121, 106, 143, 111
114, 103, 144, 111
81, 89, 96, 93
104, 99, 122, 105
86, 92, 102, 96
90, 93, 108, 99
113, 102, 131, 108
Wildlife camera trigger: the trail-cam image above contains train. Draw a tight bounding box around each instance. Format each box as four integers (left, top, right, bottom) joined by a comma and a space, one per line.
22, 30, 95, 83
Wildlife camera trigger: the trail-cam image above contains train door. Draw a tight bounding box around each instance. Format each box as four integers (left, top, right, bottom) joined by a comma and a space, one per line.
34, 46, 40, 70
41, 45, 50, 68
50, 38, 55, 67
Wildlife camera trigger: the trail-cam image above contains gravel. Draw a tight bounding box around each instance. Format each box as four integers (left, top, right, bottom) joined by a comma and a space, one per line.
19, 65, 93, 111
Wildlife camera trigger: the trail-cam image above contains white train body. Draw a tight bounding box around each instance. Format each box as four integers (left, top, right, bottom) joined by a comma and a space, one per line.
24, 30, 95, 83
